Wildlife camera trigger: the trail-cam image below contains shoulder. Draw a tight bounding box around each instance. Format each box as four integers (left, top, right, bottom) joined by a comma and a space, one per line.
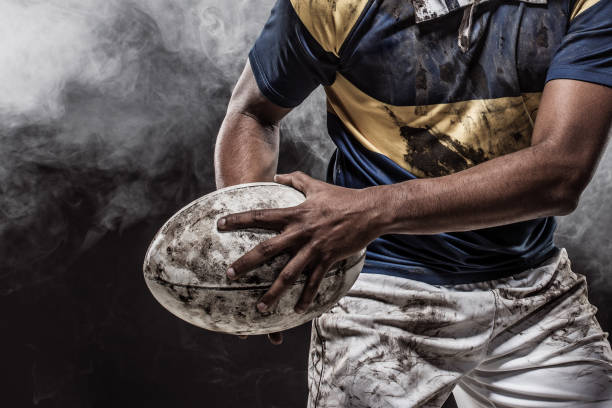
570, 0, 607, 20
289, 0, 373, 56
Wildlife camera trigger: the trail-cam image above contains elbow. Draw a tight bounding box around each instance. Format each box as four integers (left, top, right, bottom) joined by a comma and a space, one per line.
536, 141, 595, 217
549, 173, 590, 216
553, 188, 580, 216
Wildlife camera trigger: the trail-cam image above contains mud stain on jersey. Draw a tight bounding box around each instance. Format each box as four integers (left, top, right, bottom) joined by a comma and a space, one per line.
384, 106, 487, 177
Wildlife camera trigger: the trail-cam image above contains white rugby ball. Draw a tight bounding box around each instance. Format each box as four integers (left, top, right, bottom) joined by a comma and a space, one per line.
143, 182, 366, 335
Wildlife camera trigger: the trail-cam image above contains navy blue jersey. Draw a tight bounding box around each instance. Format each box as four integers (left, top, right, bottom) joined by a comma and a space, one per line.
249, 0, 612, 284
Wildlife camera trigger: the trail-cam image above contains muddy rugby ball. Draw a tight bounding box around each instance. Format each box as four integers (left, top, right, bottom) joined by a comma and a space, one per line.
143, 182, 366, 335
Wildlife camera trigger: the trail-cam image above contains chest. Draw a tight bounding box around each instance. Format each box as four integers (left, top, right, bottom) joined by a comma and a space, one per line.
342, 0, 571, 106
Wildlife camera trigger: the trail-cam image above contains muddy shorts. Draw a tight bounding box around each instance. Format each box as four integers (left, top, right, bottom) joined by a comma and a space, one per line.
307, 248, 612, 407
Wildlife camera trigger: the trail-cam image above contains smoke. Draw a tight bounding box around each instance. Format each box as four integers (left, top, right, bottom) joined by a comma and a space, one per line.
0, 0, 332, 293
555, 141, 612, 326
0, 0, 115, 124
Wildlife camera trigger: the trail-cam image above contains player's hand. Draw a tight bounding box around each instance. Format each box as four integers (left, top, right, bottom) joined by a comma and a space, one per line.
217, 171, 384, 321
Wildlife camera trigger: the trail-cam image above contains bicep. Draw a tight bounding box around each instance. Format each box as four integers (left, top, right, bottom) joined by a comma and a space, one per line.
227, 0, 340, 126
228, 60, 293, 128
531, 79, 612, 190
533, 0, 612, 153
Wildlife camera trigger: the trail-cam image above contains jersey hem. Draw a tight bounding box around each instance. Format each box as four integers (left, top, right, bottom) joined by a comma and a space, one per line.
361, 245, 560, 286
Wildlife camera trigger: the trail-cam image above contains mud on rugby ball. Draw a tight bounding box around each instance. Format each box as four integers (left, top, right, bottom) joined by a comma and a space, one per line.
143, 182, 366, 335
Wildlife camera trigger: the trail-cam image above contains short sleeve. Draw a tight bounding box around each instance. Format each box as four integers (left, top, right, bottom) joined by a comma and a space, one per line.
248, 0, 339, 108
545, 0, 612, 87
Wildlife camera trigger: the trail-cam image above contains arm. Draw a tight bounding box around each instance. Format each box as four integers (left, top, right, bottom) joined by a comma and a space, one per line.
219, 79, 612, 313
214, 60, 292, 344
214, 60, 291, 188
215, 0, 340, 343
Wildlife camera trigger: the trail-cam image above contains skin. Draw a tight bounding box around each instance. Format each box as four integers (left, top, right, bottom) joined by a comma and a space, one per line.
214, 60, 612, 345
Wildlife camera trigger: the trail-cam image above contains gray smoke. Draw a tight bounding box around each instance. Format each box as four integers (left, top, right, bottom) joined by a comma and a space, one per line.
0, 0, 331, 294
555, 142, 612, 326
0, 0, 609, 326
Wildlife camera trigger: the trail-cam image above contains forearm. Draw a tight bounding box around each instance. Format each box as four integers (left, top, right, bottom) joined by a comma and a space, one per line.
214, 110, 279, 188
372, 140, 581, 235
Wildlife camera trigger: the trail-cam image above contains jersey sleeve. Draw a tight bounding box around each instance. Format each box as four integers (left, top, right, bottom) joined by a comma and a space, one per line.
248, 0, 339, 108
545, 0, 612, 87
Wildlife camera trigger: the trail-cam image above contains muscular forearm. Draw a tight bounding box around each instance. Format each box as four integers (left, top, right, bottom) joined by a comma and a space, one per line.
214, 110, 279, 188
372, 141, 577, 235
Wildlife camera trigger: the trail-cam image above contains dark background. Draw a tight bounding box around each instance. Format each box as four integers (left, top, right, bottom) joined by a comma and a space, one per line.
1, 1, 610, 407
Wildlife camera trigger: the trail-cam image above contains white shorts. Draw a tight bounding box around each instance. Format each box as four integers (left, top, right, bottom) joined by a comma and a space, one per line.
307, 248, 612, 407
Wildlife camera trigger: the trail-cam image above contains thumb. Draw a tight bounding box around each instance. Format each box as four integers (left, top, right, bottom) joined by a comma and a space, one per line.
274, 171, 313, 194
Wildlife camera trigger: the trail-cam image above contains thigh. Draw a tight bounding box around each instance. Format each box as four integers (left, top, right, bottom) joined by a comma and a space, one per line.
307, 273, 497, 408
455, 249, 612, 407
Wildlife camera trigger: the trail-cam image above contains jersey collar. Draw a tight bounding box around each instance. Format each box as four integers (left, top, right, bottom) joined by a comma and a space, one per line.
412, 0, 548, 23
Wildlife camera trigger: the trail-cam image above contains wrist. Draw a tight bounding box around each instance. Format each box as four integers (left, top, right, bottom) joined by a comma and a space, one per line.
359, 185, 399, 237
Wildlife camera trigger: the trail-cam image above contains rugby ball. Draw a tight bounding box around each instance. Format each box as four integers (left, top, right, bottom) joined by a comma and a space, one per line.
143, 182, 366, 335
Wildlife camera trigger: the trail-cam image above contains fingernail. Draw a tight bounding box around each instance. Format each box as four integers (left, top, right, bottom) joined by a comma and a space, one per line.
257, 302, 268, 313
273, 175, 278, 182
227, 267, 236, 279
217, 218, 226, 228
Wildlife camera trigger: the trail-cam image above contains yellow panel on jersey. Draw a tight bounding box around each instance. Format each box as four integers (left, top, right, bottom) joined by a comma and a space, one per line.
289, 0, 371, 56
325, 74, 540, 178
570, 0, 600, 20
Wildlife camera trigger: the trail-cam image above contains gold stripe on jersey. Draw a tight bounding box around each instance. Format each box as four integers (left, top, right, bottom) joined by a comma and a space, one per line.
289, 0, 371, 56
570, 0, 600, 20
325, 74, 540, 178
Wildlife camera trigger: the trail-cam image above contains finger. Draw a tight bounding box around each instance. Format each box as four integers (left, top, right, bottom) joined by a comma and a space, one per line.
257, 249, 311, 313
267, 332, 283, 345
217, 208, 293, 232
274, 171, 313, 194
294, 263, 328, 314
227, 231, 302, 280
